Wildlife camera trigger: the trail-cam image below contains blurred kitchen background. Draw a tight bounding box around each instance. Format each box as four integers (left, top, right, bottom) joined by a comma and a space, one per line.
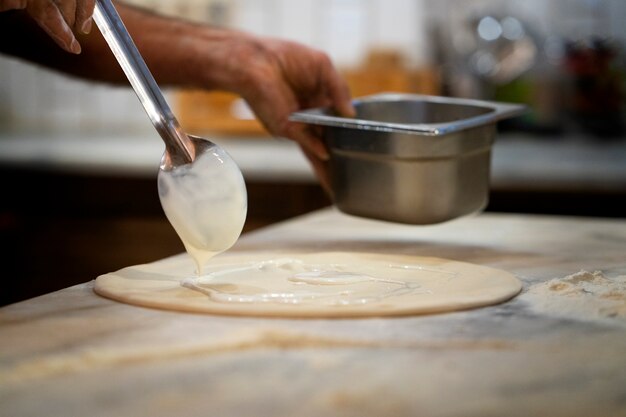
1, 0, 625, 304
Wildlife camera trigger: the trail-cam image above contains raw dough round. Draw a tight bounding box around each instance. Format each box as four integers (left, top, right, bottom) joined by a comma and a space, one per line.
94, 252, 522, 318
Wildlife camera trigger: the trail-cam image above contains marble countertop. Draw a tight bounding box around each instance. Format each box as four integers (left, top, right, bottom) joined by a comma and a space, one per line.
1, 209, 625, 417
1, 132, 625, 191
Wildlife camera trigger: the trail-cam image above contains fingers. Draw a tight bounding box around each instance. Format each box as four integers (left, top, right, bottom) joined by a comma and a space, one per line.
299, 145, 333, 198
320, 55, 355, 118
54, 0, 76, 28
26, 0, 81, 53
243, 69, 331, 161
285, 121, 329, 161
233, 37, 349, 189
256, 102, 329, 162
75, 0, 94, 34
22, 0, 96, 54
246, 88, 332, 187
0, 0, 27, 12
52, 0, 96, 40
249, 92, 329, 162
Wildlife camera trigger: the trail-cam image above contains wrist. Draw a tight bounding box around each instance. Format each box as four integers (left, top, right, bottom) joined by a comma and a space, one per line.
190, 28, 269, 96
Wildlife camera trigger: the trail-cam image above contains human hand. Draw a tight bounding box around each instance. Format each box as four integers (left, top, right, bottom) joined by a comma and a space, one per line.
221, 35, 355, 193
0, 0, 95, 54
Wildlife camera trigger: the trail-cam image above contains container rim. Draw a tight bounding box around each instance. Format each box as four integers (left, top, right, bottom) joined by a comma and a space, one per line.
289, 93, 527, 136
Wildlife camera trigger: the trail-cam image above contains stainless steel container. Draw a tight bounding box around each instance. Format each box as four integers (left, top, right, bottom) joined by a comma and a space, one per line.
290, 93, 525, 224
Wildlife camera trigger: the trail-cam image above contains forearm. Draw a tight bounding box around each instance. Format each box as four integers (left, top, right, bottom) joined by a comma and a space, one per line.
0, 2, 244, 91
115, 4, 255, 93
1, 1, 353, 186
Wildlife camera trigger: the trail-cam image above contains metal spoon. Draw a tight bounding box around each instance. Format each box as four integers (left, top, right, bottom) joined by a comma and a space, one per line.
93, 0, 247, 273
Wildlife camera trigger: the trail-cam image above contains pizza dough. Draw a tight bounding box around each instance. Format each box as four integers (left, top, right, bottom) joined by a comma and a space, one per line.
94, 252, 522, 318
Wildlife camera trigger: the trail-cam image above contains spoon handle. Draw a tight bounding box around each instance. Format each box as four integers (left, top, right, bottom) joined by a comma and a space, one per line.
93, 0, 194, 163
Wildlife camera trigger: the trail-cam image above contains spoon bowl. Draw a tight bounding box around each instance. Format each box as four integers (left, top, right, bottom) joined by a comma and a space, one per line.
93, 0, 247, 273
158, 135, 247, 274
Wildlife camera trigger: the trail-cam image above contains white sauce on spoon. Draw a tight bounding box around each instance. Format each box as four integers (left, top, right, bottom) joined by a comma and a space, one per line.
158, 147, 247, 274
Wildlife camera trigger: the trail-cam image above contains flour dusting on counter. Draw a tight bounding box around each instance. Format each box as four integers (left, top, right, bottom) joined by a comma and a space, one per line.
524, 270, 626, 323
